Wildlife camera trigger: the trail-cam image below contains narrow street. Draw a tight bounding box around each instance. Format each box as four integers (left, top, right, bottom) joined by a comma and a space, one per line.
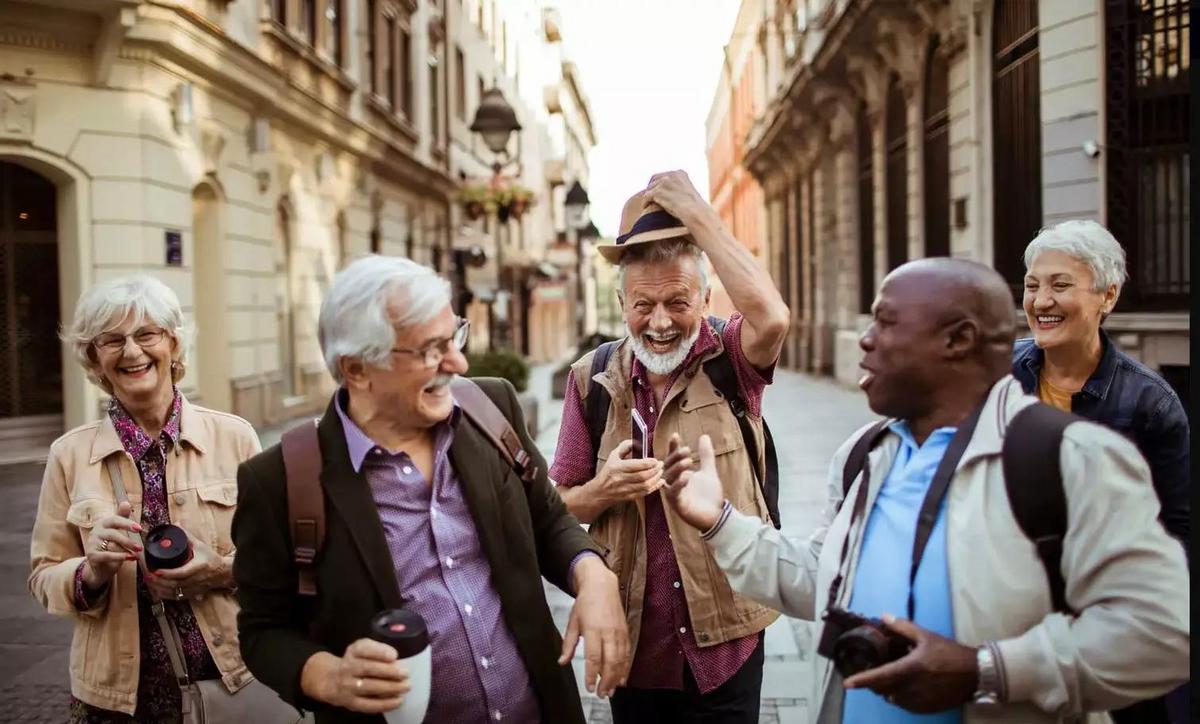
0, 365, 873, 722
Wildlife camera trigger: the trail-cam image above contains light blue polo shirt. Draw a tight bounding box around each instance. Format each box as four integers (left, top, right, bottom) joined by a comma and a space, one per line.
842, 421, 961, 724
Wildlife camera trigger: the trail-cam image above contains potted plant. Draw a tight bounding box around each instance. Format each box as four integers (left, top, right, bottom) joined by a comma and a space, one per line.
465, 349, 538, 435
509, 186, 535, 220
492, 183, 515, 223
456, 183, 490, 221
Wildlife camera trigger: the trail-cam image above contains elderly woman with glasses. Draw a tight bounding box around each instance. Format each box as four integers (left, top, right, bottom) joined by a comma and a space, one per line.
1013, 220, 1190, 724
29, 275, 262, 722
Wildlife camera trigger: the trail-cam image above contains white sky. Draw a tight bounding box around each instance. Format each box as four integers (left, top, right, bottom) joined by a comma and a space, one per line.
555, 0, 742, 238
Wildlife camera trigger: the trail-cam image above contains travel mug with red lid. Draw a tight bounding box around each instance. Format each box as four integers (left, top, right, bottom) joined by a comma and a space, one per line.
369, 609, 431, 724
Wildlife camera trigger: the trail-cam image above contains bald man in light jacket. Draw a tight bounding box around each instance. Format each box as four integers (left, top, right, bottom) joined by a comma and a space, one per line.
659, 260, 1189, 724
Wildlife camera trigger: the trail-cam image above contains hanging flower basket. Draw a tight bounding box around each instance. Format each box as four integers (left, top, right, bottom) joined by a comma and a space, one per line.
456, 180, 537, 221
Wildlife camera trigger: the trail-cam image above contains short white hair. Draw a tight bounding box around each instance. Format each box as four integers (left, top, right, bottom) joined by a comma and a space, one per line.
62, 274, 193, 391
1024, 219, 1128, 294
319, 254, 452, 384
617, 237, 710, 297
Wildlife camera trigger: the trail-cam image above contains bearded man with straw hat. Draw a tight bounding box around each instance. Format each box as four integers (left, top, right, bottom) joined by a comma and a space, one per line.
550, 170, 791, 723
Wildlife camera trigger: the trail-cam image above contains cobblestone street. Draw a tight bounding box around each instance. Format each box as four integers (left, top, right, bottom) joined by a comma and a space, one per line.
0, 365, 872, 722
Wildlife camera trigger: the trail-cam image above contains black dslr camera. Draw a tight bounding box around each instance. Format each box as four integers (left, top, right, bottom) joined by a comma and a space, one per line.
816, 606, 914, 678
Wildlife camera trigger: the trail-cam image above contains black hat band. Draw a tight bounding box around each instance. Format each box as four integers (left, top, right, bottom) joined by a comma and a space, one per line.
615, 209, 685, 245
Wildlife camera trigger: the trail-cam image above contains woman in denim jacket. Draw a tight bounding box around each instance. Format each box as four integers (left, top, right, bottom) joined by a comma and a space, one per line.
1013, 219, 1188, 724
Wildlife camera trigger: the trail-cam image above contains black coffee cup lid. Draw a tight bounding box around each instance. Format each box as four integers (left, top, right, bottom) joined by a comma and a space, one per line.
145, 524, 190, 570
370, 609, 429, 658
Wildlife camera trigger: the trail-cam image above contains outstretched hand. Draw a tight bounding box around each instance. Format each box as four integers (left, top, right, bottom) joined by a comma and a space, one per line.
660, 433, 726, 532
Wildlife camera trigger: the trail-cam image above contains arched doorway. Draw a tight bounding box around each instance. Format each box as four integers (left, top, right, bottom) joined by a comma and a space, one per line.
275, 199, 301, 399
192, 181, 230, 412
0, 161, 63, 446
857, 103, 876, 313
884, 74, 909, 271
923, 37, 951, 258
992, 0, 1042, 297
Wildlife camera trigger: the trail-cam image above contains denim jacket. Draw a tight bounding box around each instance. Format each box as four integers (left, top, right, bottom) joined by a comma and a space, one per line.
1013, 329, 1190, 542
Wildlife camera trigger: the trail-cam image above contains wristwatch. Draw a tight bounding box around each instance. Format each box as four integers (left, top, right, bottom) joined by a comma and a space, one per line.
972, 642, 1003, 706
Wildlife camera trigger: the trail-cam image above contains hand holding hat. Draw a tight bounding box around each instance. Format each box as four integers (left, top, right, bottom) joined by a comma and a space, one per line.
643, 170, 711, 229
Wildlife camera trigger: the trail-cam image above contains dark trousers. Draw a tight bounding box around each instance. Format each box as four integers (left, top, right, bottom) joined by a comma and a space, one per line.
609, 634, 765, 724
1111, 683, 1190, 724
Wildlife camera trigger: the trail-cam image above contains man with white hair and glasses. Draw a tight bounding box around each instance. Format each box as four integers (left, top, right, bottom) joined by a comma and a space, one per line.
551, 171, 791, 723
232, 255, 629, 723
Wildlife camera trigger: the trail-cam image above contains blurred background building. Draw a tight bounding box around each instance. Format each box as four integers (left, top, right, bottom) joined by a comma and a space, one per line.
705, 0, 1190, 403
0, 0, 597, 458
705, 0, 769, 319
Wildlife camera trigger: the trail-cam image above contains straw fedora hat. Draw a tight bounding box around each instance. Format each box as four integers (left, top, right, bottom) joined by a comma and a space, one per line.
595, 189, 691, 264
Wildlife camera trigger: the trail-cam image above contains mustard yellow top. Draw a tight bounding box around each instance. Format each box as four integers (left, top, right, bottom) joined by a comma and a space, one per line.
1037, 375, 1077, 412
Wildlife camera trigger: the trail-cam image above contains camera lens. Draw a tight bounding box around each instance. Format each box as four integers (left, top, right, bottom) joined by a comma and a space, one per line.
833, 625, 890, 678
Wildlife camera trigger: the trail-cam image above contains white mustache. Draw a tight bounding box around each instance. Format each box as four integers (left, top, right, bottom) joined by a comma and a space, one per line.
424, 373, 456, 391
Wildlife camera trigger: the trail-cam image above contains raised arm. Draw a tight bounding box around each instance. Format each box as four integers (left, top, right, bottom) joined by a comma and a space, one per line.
643, 170, 790, 369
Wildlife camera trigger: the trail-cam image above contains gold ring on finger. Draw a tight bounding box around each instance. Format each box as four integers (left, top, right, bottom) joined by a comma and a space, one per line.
99, 539, 110, 552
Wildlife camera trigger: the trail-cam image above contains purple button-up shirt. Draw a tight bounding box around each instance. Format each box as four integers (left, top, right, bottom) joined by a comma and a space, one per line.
335, 392, 540, 723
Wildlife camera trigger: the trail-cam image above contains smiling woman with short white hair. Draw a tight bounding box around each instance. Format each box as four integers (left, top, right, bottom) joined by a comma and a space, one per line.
1013, 220, 1190, 722
27, 275, 278, 722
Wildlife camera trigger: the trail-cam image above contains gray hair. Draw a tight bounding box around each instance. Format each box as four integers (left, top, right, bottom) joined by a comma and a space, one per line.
1024, 219, 1128, 294
319, 254, 452, 384
62, 274, 193, 391
617, 237, 710, 297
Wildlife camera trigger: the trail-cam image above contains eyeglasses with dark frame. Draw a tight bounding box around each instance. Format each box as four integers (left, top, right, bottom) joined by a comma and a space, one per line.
92, 327, 168, 353
391, 318, 470, 368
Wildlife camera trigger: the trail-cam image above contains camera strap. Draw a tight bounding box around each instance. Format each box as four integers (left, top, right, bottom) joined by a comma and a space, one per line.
826, 403, 985, 619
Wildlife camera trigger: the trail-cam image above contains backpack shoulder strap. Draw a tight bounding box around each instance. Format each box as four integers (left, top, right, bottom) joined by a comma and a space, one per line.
700, 315, 784, 528
1002, 403, 1075, 614
839, 419, 892, 508
584, 341, 621, 465
450, 377, 538, 486
281, 418, 324, 597
702, 316, 740, 413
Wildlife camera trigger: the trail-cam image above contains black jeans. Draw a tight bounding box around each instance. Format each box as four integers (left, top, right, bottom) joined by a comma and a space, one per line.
609, 634, 765, 724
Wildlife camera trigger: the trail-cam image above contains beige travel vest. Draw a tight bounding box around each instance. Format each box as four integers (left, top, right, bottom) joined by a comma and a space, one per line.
569, 336, 779, 654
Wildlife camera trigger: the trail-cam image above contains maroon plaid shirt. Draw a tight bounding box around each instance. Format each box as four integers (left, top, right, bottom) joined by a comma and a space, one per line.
550, 314, 774, 693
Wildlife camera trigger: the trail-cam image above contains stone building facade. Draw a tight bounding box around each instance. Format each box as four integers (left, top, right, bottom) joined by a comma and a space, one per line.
723, 0, 1189, 400
0, 0, 593, 458
706, 0, 771, 319
446, 0, 596, 364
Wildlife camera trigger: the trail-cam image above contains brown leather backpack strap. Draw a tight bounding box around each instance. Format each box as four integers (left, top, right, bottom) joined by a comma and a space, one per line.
449, 377, 539, 486
281, 419, 324, 597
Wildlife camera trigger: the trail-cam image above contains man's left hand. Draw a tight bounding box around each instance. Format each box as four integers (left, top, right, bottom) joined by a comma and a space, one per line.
146, 531, 232, 601
643, 170, 715, 230
558, 556, 630, 698
843, 614, 979, 713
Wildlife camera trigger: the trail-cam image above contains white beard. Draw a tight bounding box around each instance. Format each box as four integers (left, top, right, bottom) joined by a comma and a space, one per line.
626, 322, 701, 376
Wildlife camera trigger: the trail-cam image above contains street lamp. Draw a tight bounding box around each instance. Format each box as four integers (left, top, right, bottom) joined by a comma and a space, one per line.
470, 87, 522, 173
468, 86, 522, 350
563, 180, 590, 341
